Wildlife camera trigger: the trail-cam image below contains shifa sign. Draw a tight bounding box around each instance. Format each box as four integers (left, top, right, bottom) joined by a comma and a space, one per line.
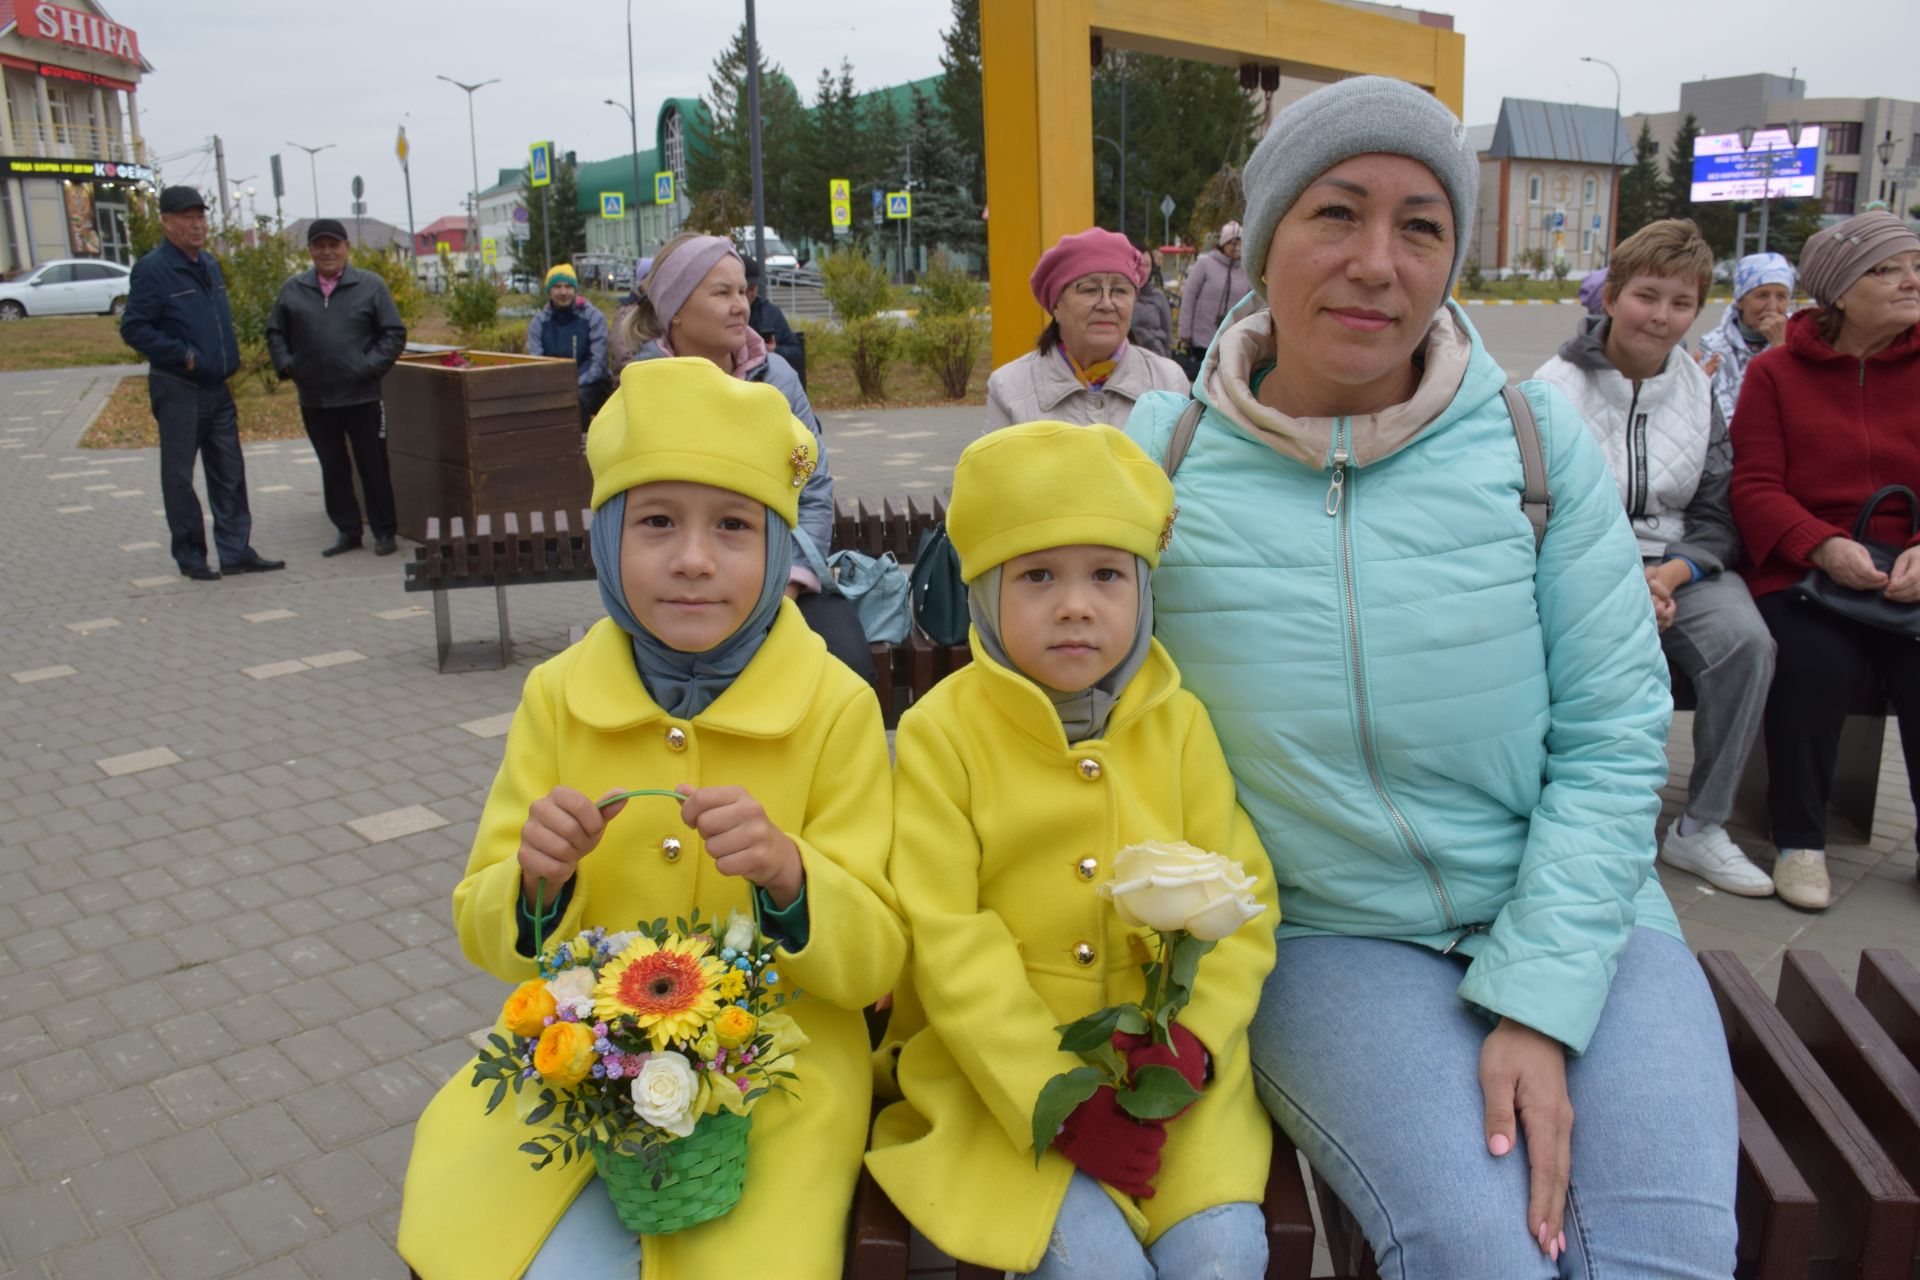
21, 3, 141, 65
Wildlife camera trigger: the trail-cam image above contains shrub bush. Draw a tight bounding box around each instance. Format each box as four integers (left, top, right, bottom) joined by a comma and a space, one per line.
820, 252, 899, 401
446, 271, 502, 344
904, 255, 985, 399
351, 246, 426, 329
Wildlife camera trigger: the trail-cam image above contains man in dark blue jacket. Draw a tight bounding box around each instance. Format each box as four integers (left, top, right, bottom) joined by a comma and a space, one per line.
119, 186, 282, 580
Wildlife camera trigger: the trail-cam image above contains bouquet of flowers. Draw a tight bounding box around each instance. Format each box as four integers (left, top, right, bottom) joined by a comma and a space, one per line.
1030, 840, 1267, 1158
471, 907, 803, 1234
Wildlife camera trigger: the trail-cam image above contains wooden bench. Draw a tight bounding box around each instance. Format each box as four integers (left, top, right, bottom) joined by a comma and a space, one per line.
830, 495, 973, 728
851, 950, 1920, 1279
1670, 665, 1892, 841
401, 511, 596, 672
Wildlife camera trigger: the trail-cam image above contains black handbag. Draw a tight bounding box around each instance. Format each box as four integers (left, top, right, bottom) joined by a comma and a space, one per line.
1788, 485, 1920, 636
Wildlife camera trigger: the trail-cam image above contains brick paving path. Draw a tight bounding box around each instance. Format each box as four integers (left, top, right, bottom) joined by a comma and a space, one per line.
0, 361, 1915, 1279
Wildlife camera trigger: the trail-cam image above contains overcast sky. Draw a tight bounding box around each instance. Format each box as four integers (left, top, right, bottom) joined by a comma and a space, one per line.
111, 0, 1916, 234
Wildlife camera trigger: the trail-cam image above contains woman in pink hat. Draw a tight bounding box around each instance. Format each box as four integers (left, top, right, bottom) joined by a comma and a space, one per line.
984, 227, 1189, 430
1177, 221, 1249, 356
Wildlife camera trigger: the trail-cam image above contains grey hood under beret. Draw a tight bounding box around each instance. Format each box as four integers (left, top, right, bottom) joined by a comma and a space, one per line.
1242, 75, 1480, 299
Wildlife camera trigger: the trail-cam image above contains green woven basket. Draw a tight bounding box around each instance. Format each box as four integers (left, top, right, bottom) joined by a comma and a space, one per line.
595, 1110, 753, 1235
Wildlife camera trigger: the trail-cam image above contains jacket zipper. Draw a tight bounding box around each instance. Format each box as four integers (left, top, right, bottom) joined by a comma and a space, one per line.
1624, 383, 1646, 518
1327, 420, 1458, 929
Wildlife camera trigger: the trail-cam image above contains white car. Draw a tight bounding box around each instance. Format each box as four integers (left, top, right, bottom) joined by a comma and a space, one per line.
0, 258, 132, 319
730, 227, 798, 275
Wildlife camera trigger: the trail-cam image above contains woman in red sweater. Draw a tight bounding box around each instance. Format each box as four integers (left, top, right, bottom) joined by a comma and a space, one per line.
1730, 210, 1920, 910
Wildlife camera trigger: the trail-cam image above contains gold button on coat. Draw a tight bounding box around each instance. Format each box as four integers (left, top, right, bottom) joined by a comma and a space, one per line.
1072, 941, 1096, 966
1075, 857, 1099, 881
661, 837, 682, 862
665, 726, 688, 751
1076, 758, 1102, 781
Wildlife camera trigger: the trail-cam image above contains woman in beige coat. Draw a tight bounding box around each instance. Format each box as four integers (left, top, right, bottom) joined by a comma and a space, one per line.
984, 228, 1190, 431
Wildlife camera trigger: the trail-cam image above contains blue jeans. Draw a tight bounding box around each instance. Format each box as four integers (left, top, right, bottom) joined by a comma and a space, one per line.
1023, 1171, 1265, 1280
149, 372, 252, 570
1250, 927, 1736, 1279
522, 1176, 641, 1280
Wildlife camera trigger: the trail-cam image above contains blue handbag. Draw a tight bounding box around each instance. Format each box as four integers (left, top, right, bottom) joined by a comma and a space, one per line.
794, 530, 913, 645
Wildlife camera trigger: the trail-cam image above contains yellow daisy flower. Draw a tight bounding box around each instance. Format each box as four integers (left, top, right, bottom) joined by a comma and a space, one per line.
594, 935, 726, 1049
716, 969, 747, 1001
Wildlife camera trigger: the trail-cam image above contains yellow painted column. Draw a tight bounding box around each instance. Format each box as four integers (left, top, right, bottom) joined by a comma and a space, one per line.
982, 0, 1094, 371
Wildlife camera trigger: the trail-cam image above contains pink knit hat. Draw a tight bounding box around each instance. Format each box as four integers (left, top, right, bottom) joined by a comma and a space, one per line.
1028, 227, 1148, 312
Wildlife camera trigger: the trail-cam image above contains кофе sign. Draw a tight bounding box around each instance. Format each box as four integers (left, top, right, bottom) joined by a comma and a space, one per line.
0, 157, 153, 184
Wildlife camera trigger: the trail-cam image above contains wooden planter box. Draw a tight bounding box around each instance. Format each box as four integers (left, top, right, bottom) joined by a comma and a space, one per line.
383, 350, 588, 543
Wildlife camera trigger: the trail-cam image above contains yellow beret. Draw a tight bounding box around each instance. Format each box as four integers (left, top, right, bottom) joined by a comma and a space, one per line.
587, 357, 817, 525
947, 421, 1176, 582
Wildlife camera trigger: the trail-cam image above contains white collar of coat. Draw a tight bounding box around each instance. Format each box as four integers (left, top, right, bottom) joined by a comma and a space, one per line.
563, 602, 826, 737
967, 627, 1183, 751
1030, 343, 1161, 414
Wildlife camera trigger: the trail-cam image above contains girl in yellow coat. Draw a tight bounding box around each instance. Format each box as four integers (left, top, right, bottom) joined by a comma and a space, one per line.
866, 421, 1280, 1278
398, 357, 904, 1280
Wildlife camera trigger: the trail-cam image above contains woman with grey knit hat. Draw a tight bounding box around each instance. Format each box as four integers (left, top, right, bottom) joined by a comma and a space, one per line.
1125, 75, 1736, 1273
1730, 209, 1920, 912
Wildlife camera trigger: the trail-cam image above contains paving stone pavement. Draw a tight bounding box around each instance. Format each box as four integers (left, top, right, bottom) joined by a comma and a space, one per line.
1, 362, 1918, 1279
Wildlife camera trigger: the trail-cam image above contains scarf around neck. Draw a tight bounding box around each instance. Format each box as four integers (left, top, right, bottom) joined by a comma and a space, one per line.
967, 557, 1154, 743
589, 490, 792, 719
1059, 340, 1124, 390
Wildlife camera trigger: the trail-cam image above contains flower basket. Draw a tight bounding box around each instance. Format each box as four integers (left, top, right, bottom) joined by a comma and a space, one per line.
594, 1109, 752, 1235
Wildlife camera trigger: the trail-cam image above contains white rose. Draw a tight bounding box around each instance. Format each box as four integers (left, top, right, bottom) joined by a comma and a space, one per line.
602, 931, 641, 957
630, 1054, 700, 1138
721, 910, 757, 955
545, 967, 598, 1021
1100, 840, 1267, 940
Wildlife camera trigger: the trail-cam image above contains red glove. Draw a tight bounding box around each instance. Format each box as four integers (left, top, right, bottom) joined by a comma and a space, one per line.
1053, 1085, 1166, 1199
1113, 1023, 1210, 1119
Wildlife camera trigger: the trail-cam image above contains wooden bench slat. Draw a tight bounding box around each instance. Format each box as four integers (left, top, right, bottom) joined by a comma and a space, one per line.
475, 513, 495, 577
502, 512, 522, 574
450, 516, 469, 577
1860, 950, 1920, 1068
1734, 1076, 1821, 1280
1777, 950, 1920, 1198
529, 511, 549, 573
1700, 950, 1920, 1274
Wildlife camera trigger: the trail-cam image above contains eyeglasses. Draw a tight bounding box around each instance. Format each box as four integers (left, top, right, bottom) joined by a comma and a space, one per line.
1068, 277, 1137, 305
1863, 256, 1920, 284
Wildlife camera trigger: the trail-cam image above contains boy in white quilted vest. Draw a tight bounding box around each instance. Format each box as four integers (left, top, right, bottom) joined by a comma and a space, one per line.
1532, 219, 1782, 901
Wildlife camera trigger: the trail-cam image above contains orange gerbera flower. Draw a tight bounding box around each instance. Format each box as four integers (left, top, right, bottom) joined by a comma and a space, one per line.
593, 935, 725, 1049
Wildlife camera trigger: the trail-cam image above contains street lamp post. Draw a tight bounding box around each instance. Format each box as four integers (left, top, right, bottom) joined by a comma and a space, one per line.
1739, 119, 1803, 254
1579, 56, 1622, 261
1876, 136, 1915, 222
624, 0, 643, 263
286, 141, 334, 220
744, 0, 766, 273
437, 75, 499, 280
604, 99, 640, 258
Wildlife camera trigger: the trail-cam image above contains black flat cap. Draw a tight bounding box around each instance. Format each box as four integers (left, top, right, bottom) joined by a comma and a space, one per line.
158, 186, 207, 214
307, 218, 349, 245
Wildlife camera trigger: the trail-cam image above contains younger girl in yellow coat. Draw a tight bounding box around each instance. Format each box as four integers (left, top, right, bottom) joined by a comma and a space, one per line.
866, 421, 1280, 1278
398, 357, 904, 1280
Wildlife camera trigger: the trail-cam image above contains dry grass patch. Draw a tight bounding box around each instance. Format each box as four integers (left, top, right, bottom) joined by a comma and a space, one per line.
81, 375, 307, 450
0, 315, 144, 372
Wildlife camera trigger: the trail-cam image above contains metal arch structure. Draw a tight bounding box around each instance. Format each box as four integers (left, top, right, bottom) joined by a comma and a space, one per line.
982, 0, 1466, 368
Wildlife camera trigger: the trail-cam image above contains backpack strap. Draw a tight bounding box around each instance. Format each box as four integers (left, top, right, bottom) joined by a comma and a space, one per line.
1501, 384, 1552, 553
1162, 398, 1206, 479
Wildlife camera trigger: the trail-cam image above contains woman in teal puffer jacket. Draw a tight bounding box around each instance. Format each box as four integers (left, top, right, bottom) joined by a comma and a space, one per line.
1126, 77, 1736, 1278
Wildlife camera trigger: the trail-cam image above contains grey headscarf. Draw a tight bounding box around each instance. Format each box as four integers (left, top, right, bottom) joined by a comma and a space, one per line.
590, 490, 792, 719
967, 558, 1155, 743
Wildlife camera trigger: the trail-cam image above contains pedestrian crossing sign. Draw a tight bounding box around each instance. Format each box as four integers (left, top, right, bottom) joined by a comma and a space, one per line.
654, 172, 674, 205
886, 191, 911, 219
830, 178, 850, 202
529, 141, 553, 189
482, 238, 497, 263
601, 192, 624, 219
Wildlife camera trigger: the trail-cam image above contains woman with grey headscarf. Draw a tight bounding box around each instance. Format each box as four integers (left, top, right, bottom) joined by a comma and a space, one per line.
1731, 210, 1920, 911
1125, 76, 1736, 1272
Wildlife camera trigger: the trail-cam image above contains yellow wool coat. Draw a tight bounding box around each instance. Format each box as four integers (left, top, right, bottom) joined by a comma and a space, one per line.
865, 633, 1278, 1273
399, 606, 904, 1280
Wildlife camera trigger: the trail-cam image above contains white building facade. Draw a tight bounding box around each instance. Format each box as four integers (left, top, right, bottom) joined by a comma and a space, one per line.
0, 0, 151, 272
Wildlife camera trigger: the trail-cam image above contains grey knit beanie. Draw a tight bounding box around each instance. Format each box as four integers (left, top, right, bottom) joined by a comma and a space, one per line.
1242, 76, 1479, 299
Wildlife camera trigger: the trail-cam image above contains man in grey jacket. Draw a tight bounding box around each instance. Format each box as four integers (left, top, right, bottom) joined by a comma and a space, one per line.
267, 220, 409, 556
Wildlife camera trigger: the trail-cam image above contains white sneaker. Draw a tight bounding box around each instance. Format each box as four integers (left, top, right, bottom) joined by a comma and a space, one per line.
1660, 822, 1776, 896
1773, 849, 1832, 911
